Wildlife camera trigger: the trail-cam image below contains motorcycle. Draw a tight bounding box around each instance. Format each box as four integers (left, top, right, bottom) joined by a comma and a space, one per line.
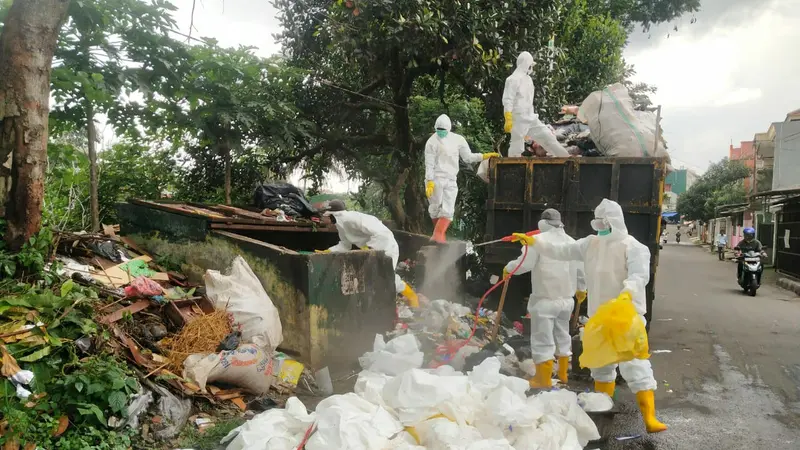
676, 234, 681, 244
736, 250, 764, 296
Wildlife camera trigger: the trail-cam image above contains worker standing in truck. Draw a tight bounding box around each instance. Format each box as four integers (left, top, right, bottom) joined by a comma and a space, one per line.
503, 208, 586, 388
318, 200, 420, 308
502, 51, 569, 158
425, 114, 499, 243
510, 198, 668, 433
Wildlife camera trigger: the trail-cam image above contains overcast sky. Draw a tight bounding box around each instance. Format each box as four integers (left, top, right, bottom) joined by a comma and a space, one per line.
168, 0, 800, 181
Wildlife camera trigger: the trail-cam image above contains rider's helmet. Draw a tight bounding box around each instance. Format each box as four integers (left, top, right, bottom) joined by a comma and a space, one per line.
743, 227, 756, 241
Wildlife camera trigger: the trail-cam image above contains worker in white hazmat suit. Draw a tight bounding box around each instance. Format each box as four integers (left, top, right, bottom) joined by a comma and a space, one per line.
510, 199, 667, 433
502, 52, 570, 158
319, 200, 419, 308
503, 208, 586, 388
425, 114, 499, 243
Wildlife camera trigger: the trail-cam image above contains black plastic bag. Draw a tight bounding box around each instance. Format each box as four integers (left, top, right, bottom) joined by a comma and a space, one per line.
253, 183, 319, 218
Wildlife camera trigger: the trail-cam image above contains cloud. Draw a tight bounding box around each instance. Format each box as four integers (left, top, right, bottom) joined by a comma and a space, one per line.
625, 0, 800, 171
169, 0, 282, 56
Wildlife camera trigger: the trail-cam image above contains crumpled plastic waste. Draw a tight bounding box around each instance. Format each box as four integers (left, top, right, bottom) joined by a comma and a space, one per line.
227, 355, 599, 450
124, 275, 163, 297
359, 334, 424, 376
222, 397, 314, 450
577, 392, 614, 412
530, 389, 601, 446
305, 393, 403, 450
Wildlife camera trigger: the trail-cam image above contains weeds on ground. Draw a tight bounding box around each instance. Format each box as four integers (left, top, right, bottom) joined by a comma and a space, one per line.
176, 417, 245, 450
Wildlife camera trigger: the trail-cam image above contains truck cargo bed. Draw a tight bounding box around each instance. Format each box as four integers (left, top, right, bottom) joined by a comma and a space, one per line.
484, 157, 668, 323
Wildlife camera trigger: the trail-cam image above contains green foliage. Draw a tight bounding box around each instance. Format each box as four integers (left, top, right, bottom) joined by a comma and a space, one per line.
677, 158, 752, 221
47, 354, 139, 427
177, 417, 245, 450
44, 140, 90, 231
97, 142, 177, 222
50, 0, 179, 132
0, 227, 56, 279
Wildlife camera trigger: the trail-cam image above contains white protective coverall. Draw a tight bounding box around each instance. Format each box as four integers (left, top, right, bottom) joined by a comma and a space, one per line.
502, 52, 569, 158
533, 199, 657, 393
327, 210, 404, 293
424, 114, 484, 220
505, 224, 586, 363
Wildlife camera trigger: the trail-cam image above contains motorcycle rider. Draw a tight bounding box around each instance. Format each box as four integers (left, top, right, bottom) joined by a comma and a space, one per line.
734, 227, 764, 281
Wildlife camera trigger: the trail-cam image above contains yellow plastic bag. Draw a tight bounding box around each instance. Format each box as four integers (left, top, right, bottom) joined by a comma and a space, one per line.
579, 296, 649, 369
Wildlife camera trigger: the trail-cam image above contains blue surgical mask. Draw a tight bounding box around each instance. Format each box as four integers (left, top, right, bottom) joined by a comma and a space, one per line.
597, 229, 611, 236
436, 129, 448, 138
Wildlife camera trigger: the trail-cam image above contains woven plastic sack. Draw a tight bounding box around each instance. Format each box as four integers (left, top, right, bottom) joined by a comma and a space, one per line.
577, 83, 668, 159
579, 296, 649, 369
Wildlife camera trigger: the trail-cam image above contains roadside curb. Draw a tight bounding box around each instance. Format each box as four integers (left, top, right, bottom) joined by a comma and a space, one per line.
777, 277, 800, 296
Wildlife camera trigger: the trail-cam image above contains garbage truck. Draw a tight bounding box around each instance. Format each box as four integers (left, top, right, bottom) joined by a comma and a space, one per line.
482, 156, 668, 326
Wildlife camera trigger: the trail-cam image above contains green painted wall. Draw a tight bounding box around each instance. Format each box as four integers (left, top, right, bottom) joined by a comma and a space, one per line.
665, 169, 688, 195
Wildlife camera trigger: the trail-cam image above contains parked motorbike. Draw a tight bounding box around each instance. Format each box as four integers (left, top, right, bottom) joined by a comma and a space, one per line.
736, 250, 764, 296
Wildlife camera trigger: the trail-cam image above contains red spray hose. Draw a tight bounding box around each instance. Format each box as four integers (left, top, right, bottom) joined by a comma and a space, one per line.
451, 244, 529, 353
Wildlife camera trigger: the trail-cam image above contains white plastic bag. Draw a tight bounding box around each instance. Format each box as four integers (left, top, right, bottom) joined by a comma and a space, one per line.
578, 392, 614, 412
382, 368, 476, 426
204, 256, 283, 351
359, 334, 424, 376
305, 393, 403, 450
354, 370, 393, 407
476, 160, 490, 183
508, 414, 582, 450
183, 344, 276, 394
223, 397, 314, 450
530, 390, 600, 446
578, 83, 669, 159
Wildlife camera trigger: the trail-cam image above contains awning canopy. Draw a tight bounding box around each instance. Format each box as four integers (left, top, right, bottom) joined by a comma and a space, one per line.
662, 212, 679, 218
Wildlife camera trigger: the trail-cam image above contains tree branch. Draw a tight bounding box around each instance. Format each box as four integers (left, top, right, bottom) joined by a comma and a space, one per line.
343, 101, 394, 113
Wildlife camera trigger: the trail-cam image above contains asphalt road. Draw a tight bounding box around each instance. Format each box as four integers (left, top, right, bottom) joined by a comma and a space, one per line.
599, 242, 800, 449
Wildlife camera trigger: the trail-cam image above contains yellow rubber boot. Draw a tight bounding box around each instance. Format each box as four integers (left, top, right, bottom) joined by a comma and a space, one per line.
594, 380, 615, 397
636, 390, 668, 433
401, 283, 419, 308
557, 356, 570, 384
529, 360, 554, 389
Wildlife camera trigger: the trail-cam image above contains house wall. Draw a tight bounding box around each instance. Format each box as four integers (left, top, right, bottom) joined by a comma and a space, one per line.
772, 121, 800, 191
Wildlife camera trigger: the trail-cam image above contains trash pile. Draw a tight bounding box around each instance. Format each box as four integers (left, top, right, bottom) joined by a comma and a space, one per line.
0, 228, 307, 445
253, 182, 320, 220
221, 335, 604, 449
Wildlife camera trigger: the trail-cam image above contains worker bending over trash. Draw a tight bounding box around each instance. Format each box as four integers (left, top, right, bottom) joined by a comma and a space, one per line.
510, 199, 667, 433
502, 51, 569, 158
503, 208, 586, 388
319, 200, 419, 308
425, 114, 499, 243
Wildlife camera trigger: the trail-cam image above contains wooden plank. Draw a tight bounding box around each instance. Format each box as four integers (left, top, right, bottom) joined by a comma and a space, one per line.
210, 223, 336, 232
100, 299, 151, 324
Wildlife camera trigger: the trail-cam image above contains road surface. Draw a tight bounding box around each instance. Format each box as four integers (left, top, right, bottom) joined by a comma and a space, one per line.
600, 242, 800, 449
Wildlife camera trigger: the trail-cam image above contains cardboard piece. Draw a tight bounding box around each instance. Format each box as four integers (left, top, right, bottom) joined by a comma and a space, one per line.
90, 256, 169, 286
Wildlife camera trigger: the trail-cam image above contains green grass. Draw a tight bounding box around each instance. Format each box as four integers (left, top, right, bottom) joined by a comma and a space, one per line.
175, 417, 246, 450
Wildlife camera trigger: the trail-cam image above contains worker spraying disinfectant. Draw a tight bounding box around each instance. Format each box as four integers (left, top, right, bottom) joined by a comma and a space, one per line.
425, 114, 499, 243
510, 199, 668, 434
502, 51, 569, 158
503, 208, 586, 388
317, 200, 419, 308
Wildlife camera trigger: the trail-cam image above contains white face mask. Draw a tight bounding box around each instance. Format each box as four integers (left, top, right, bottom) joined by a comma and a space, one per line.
538, 220, 553, 232
591, 218, 609, 232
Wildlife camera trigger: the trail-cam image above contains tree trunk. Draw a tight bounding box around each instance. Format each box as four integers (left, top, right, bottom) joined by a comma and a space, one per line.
222, 140, 232, 205
0, 0, 70, 250
87, 103, 100, 232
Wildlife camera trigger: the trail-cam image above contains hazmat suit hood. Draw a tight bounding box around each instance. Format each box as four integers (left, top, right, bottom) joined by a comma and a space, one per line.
515, 51, 535, 75
434, 114, 452, 132
593, 199, 628, 239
